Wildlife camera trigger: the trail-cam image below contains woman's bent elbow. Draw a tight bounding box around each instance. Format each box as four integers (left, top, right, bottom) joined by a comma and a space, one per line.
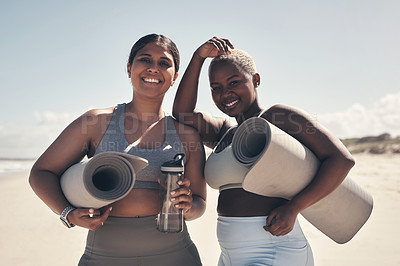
342, 154, 356, 172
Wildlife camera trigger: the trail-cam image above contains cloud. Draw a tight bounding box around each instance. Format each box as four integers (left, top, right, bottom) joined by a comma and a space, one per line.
0, 111, 77, 158
317, 91, 400, 138
34, 111, 75, 126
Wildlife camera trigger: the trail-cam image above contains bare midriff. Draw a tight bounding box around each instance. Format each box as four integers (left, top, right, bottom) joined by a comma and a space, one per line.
107, 189, 161, 217
217, 188, 287, 217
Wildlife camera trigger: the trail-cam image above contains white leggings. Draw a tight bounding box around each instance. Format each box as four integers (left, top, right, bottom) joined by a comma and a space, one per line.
217, 216, 314, 266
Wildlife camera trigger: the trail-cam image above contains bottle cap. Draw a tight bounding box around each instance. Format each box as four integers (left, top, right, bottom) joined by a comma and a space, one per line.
161, 153, 185, 173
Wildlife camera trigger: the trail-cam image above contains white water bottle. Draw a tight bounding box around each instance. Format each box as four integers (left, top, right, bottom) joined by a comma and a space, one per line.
157, 153, 185, 232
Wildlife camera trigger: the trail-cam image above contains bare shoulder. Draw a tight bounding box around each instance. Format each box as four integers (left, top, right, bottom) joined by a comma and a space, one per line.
77, 106, 115, 133
263, 104, 310, 120
262, 104, 353, 161
85, 106, 115, 115
261, 104, 316, 133
82, 106, 115, 123
32, 106, 117, 175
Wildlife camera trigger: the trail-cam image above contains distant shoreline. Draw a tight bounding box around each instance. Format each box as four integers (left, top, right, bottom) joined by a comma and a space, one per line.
342, 133, 400, 155
0, 158, 37, 161
0, 170, 30, 178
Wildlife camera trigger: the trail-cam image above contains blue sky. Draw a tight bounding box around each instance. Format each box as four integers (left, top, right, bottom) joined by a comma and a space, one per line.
1, 0, 399, 158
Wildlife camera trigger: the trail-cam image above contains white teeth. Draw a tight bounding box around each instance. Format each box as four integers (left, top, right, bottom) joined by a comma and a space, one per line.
224, 99, 239, 107
143, 78, 160, 83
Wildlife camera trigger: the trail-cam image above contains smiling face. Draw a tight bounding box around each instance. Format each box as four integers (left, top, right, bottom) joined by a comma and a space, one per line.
209, 61, 259, 118
127, 42, 178, 101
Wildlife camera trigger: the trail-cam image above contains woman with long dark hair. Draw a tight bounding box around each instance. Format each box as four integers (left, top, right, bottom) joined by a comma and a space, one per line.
29, 34, 206, 266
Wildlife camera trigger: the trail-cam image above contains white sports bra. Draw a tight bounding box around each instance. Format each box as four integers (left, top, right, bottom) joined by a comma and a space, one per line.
204, 127, 248, 191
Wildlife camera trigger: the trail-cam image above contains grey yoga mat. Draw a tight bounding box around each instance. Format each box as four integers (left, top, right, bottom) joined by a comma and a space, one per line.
231, 117, 373, 244
60, 152, 148, 208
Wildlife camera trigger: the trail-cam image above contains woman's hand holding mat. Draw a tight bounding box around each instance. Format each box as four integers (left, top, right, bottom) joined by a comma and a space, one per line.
263, 202, 298, 237
69, 207, 113, 231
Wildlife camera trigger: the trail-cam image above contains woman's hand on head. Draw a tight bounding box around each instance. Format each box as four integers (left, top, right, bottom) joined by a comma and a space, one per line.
263, 203, 299, 236
68, 207, 112, 231
170, 178, 193, 213
195, 37, 234, 59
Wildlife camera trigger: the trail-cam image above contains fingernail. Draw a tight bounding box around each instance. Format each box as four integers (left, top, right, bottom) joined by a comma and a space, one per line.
109, 207, 113, 211
177, 180, 183, 185
89, 208, 94, 213
170, 190, 176, 195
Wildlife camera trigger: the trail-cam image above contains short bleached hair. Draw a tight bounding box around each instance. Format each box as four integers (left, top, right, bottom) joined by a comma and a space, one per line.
209, 49, 257, 76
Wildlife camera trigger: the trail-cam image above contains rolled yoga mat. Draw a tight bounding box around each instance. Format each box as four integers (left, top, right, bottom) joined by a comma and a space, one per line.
232, 117, 373, 244
60, 152, 148, 209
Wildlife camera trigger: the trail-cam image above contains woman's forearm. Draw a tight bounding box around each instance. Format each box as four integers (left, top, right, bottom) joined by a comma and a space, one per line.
29, 169, 70, 215
172, 53, 205, 120
184, 195, 206, 221
288, 155, 355, 214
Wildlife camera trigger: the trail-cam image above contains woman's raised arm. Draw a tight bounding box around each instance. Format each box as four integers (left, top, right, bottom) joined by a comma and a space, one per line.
173, 37, 234, 148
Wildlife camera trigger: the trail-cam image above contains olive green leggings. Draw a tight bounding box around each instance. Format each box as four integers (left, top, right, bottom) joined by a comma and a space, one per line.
78, 215, 202, 266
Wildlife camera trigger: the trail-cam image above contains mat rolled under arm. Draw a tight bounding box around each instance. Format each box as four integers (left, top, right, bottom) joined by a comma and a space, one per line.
60, 152, 148, 209
233, 117, 373, 244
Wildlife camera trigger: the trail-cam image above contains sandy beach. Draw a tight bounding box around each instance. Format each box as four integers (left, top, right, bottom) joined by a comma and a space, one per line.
1, 153, 399, 266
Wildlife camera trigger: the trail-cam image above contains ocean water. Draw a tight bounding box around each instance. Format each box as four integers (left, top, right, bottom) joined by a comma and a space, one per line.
0, 159, 36, 176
